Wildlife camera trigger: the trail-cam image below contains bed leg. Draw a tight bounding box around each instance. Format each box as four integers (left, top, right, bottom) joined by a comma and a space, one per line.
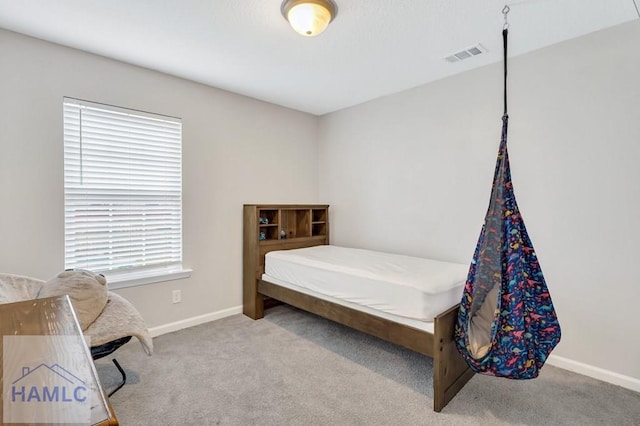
244, 293, 264, 320
433, 305, 475, 412
243, 278, 264, 320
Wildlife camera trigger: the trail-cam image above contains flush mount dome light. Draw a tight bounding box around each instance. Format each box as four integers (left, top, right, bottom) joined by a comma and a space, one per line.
281, 0, 338, 37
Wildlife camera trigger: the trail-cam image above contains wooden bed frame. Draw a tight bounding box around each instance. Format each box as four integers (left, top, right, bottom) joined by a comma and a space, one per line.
243, 204, 474, 412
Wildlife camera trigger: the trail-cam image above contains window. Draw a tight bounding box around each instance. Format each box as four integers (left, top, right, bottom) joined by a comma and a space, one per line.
63, 98, 187, 287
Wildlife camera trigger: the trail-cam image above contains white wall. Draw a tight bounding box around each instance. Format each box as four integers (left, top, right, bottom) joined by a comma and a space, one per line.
319, 21, 640, 383
0, 29, 319, 328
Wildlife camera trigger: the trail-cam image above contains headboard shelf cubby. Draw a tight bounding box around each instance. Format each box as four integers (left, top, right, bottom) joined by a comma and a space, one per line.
243, 204, 329, 319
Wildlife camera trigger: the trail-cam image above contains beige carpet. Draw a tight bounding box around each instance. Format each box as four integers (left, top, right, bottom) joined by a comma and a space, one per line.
96, 305, 640, 425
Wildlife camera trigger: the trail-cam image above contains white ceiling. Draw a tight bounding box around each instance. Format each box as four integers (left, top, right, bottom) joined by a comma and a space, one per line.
0, 0, 637, 115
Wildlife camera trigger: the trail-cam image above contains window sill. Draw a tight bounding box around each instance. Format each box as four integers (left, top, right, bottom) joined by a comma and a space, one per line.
105, 267, 192, 290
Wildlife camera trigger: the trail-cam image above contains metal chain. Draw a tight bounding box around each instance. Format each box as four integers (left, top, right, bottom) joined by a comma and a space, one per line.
502, 5, 510, 30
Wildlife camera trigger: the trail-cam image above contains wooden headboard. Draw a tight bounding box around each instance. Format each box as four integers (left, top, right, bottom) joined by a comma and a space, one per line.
242, 204, 329, 319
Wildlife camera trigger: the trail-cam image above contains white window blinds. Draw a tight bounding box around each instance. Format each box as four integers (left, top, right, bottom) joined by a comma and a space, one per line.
63, 98, 183, 274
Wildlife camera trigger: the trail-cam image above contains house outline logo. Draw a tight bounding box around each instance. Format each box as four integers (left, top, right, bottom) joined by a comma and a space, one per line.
3, 335, 92, 424
10, 363, 88, 403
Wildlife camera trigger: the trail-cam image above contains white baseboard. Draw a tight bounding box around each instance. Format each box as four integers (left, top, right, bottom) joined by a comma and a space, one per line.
547, 354, 640, 393
148, 305, 243, 338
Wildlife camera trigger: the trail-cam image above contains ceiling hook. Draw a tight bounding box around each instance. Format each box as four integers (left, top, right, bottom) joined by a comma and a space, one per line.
502, 5, 510, 30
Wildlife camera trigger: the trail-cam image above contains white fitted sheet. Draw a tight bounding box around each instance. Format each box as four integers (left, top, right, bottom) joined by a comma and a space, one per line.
263, 245, 468, 322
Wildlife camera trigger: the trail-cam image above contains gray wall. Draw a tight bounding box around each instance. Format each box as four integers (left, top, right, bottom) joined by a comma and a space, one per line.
318, 21, 640, 383
0, 29, 319, 328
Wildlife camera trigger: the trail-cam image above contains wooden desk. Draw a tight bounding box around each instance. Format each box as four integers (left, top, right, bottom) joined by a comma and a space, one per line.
0, 295, 118, 425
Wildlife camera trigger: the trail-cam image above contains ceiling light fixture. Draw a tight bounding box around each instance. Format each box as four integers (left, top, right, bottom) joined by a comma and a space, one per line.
281, 0, 337, 37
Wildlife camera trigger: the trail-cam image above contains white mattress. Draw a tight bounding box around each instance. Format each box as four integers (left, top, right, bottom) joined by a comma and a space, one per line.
262, 275, 436, 333
263, 245, 468, 322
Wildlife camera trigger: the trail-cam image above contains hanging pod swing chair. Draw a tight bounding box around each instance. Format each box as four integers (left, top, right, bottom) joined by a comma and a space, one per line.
454, 6, 561, 379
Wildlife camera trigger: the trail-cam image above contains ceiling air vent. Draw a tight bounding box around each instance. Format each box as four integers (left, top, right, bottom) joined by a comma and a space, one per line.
445, 44, 487, 63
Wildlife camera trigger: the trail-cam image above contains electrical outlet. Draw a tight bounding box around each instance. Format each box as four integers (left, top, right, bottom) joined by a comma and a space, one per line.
172, 289, 181, 304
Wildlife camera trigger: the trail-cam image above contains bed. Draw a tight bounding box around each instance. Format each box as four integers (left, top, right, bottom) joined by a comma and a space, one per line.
242, 205, 474, 412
